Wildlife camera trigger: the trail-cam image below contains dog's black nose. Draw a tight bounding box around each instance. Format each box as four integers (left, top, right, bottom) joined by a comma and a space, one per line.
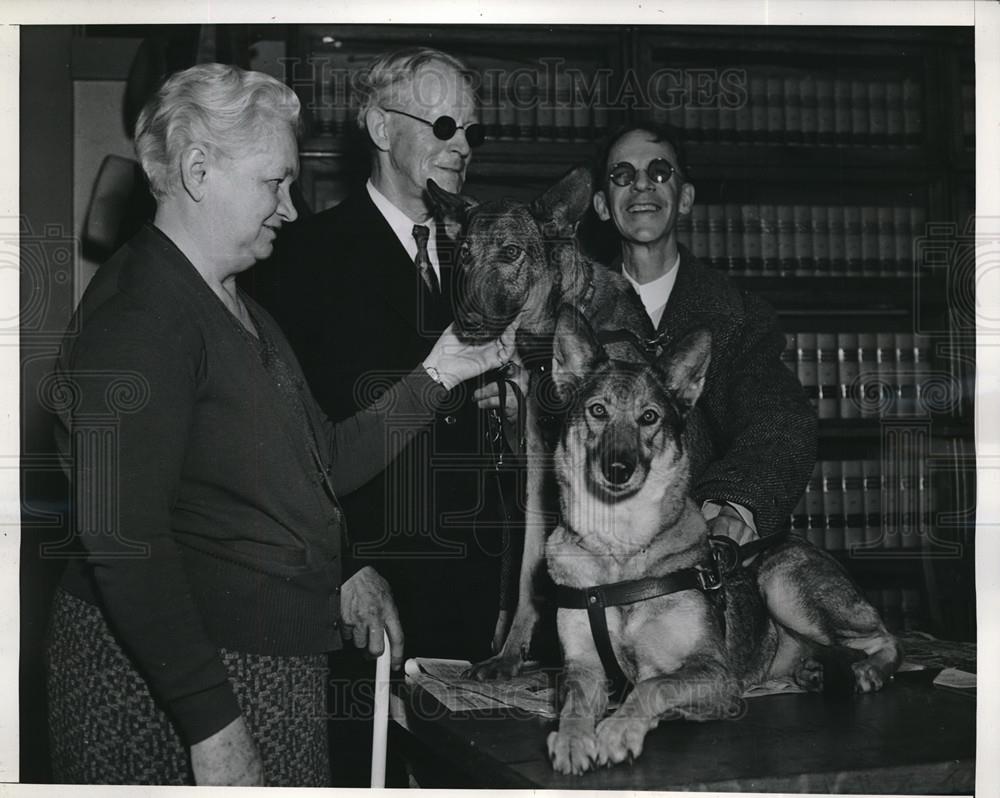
604, 458, 635, 486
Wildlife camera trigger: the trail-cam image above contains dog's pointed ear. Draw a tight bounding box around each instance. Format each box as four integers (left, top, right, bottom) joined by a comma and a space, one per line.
426, 179, 477, 239
551, 304, 605, 403
528, 165, 593, 237
659, 329, 712, 411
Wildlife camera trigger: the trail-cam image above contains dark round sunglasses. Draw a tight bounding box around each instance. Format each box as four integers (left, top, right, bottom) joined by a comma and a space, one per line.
608, 158, 677, 187
383, 107, 486, 148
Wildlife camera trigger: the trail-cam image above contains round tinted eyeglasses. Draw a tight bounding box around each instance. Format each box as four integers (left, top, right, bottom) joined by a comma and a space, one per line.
383, 107, 486, 148
608, 158, 677, 187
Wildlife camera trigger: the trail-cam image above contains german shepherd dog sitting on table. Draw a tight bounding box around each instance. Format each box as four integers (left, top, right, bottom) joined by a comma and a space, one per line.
544, 304, 901, 775
427, 171, 901, 776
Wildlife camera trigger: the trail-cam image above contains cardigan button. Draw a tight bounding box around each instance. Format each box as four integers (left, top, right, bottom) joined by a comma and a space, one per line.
444, 414, 457, 425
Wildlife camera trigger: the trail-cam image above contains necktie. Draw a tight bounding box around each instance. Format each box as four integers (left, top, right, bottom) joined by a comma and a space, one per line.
412, 224, 439, 294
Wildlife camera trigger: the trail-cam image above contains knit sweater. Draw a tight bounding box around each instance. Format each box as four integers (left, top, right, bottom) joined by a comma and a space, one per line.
52, 224, 449, 745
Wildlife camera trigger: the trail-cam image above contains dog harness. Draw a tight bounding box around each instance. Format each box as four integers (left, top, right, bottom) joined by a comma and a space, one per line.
554, 532, 786, 702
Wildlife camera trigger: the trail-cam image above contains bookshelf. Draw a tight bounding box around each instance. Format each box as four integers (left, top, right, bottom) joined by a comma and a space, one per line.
271, 23, 975, 641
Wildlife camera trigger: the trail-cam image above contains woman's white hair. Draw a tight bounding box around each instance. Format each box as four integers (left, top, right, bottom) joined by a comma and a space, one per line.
353, 47, 476, 133
134, 63, 300, 199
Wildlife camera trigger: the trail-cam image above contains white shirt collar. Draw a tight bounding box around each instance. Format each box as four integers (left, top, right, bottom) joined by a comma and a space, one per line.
622, 252, 681, 329
366, 179, 440, 276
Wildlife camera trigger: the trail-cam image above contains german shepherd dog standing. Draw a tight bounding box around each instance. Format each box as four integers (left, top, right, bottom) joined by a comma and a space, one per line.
544, 305, 902, 775
427, 167, 654, 678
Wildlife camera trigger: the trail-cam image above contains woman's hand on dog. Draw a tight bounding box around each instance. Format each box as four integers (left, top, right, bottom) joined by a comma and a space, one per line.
423, 322, 517, 391
340, 566, 405, 670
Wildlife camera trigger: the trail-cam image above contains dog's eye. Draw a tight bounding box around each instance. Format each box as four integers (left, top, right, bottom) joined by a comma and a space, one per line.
588, 403, 607, 419
500, 244, 523, 262
639, 409, 660, 425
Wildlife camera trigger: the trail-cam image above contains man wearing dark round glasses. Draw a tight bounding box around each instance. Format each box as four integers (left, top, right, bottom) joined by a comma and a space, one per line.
261, 47, 505, 785
593, 121, 817, 550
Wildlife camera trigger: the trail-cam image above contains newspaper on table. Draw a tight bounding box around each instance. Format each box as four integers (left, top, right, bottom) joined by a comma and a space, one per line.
404, 658, 558, 718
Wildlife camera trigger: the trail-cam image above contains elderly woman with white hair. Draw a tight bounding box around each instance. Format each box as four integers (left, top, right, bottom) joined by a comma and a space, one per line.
45, 63, 512, 787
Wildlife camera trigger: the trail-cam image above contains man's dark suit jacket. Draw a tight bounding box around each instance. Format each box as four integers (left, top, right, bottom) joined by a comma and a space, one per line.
259, 187, 505, 661
618, 246, 818, 537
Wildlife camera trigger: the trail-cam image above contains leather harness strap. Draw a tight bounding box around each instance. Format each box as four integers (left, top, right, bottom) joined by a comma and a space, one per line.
554, 532, 788, 702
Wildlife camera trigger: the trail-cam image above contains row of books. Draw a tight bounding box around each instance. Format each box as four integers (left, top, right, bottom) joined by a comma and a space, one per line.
863, 588, 924, 633
305, 66, 613, 142
780, 332, 953, 419
304, 67, 925, 148
649, 72, 924, 148
790, 459, 932, 552
677, 204, 927, 278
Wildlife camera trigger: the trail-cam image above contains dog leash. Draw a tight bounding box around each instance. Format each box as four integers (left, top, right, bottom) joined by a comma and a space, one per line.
554, 532, 788, 702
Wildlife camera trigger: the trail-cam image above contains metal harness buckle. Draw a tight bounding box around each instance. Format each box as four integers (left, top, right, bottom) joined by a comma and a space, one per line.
695, 560, 724, 591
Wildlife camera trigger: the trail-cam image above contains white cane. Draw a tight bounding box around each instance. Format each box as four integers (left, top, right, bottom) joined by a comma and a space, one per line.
370, 628, 392, 788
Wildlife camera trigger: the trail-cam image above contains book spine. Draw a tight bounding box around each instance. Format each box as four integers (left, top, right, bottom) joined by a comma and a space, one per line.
719, 89, 737, 145
914, 333, 932, 416
793, 204, 813, 277
850, 79, 870, 146
868, 79, 887, 147
882, 457, 900, 550
900, 465, 921, 550
895, 332, 916, 415
750, 75, 768, 145
816, 77, 835, 147
741, 203, 762, 277
515, 80, 537, 140
707, 204, 726, 271
797, 331, 819, 411
837, 331, 860, 419
498, 75, 517, 141
844, 206, 863, 277
784, 76, 803, 145
734, 76, 753, 144
553, 71, 572, 142
885, 79, 903, 148
759, 204, 779, 276
593, 80, 609, 139
860, 205, 879, 277
822, 460, 846, 551
842, 459, 866, 552
480, 73, 500, 142
811, 206, 830, 276
724, 203, 742, 276
877, 206, 895, 277
571, 72, 592, 142
827, 205, 846, 277
690, 205, 709, 262
777, 204, 796, 277
766, 76, 784, 145
833, 79, 851, 147
858, 331, 878, 419
800, 74, 818, 146
862, 458, 883, 548
902, 76, 922, 147
876, 331, 897, 417
893, 206, 912, 278
816, 332, 839, 420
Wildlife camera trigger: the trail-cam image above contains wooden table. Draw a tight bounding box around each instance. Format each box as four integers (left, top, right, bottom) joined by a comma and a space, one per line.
389, 668, 975, 792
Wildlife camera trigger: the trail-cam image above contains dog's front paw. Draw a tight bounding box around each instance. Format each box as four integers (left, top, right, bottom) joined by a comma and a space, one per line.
463, 653, 526, 681
595, 714, 650, 767
547, 725, 597, 775
793, 657, 824, 692
852, 659, 889, 693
